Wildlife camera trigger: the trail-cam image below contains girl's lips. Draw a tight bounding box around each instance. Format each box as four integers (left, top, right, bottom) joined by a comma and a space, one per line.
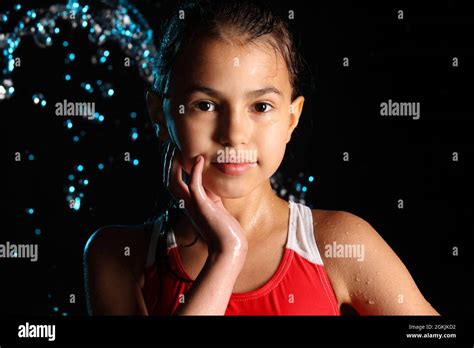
211, 162, 257, 175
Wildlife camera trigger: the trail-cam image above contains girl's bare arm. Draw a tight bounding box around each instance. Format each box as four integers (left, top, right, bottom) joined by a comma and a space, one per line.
174, 248, 246, 315
314, 210, 439, 315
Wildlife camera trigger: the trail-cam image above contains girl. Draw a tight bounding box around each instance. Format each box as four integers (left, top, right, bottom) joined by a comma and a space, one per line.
83, 0, 439, 315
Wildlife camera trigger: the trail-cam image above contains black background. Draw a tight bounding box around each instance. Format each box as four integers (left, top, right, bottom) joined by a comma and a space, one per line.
2, 0, 473, 324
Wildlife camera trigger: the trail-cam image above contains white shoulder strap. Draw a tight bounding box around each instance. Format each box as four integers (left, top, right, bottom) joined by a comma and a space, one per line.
286, 202, 324, 266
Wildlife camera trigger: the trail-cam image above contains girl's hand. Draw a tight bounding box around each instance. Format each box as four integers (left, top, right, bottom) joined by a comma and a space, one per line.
168, 152, 248, 259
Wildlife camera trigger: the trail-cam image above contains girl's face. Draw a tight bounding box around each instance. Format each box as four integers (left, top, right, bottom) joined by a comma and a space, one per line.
162, 37, 304, 198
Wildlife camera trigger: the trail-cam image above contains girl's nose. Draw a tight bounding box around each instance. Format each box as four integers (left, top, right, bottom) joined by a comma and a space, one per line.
218, 107, 251, 147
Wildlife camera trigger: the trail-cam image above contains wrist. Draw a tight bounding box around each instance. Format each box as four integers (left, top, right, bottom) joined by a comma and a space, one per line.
207, 243, 248, 267
208, 239, 248, 258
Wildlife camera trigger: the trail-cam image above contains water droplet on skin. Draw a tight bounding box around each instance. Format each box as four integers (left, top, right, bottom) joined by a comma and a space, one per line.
368, 299, 375, 305
366, 280, 371, 285
355, 277, 360, 282
345, 231, 349, 235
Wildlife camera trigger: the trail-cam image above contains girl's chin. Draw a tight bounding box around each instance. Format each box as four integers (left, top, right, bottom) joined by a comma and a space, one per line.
202, 179, 257, 199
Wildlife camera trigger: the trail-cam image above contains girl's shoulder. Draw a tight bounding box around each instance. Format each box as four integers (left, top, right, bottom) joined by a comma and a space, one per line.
310, 208, 383, 251
311, 209, 375, 243
84, 223, 151, 287
310, 209, 438, 314
310, 209, 382, 304
310, 208, 383, 270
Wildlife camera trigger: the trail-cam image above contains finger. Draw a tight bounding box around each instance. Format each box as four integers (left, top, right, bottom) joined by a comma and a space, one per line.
189, 155, 208, 203
175, 158, 190, 197
169, 152, 190, 203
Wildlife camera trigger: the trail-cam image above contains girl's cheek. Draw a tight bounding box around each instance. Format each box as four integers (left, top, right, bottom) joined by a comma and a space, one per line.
256, 126, 288, 171
176, 120, 214, 171
259, 143, 286, 173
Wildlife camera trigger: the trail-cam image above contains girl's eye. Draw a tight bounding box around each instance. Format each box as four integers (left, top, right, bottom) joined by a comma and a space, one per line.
253, 102, 273, 113
195, 101, 216, 112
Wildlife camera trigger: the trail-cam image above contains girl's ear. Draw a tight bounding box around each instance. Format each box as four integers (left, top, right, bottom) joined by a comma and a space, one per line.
146, 90, 169, 141
286, 96, 305, 143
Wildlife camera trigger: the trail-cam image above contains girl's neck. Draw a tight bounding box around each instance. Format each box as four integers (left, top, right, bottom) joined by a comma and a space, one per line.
174, 180, 288, 244
220, 180, 285, 236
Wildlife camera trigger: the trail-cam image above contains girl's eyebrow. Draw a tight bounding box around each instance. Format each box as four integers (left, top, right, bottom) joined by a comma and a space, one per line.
185, 85, 283, 99
246, 86, 282, 99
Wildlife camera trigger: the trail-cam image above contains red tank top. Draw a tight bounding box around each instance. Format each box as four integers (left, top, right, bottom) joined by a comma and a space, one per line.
142, 202, 340, 315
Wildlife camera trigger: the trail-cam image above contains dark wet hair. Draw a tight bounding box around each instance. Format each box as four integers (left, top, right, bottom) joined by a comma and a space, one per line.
151, 0, 309, 100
